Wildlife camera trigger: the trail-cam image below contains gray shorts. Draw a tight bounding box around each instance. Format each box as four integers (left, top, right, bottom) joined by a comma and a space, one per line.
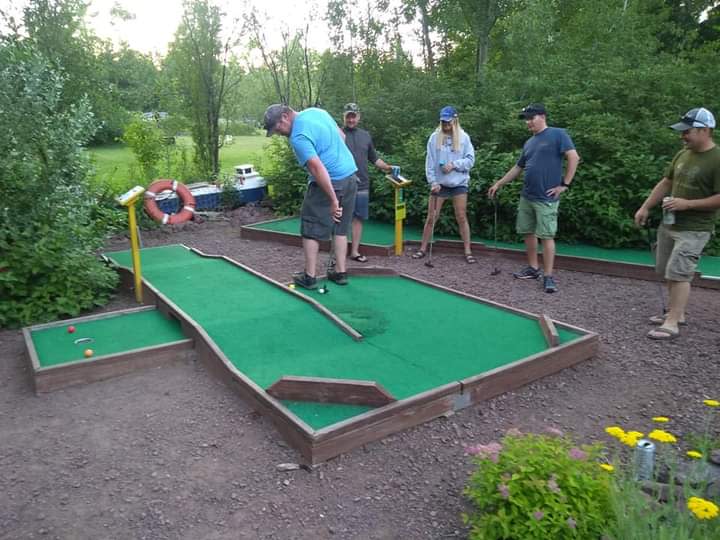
353, 189, 369, 221
655, 225, 711, 282
300, 175, 358, 240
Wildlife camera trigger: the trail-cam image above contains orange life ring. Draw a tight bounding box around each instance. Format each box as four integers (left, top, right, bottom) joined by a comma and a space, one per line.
143, 179, 196, 225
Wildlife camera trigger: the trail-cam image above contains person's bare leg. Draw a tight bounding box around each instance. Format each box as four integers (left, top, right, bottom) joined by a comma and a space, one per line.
452, 194, 472, 255
653, 281, 690, 334
302, 238, 319, 277
419, 197, 445, 252
350, 217, 363, 258
524, 234, 539, 269
541, 238, 556, 275
334, 235, 349, 273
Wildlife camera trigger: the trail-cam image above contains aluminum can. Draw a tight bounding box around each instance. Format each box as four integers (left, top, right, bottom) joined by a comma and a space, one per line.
662, 196, 675, 225
635, 438, 656, 480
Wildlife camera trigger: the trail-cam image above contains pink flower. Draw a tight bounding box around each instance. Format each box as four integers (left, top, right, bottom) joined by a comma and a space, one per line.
465, 442, 503, 463
567, 517, 577, 529
545, 426, 564, 436
568, 447, 587, 460
497, 483, 509, 499
533, 510, 544, 521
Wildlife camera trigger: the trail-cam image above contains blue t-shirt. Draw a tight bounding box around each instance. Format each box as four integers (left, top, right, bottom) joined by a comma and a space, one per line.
517, 127, 575, 202
289, 108, 357, 182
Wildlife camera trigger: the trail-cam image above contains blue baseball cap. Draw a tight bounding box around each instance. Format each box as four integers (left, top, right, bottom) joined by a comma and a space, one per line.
439, 106, 458, 121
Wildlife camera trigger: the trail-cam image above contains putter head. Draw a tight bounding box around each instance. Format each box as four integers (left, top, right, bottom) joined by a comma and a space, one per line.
424, 260, 434, 268
491, 268, 501, 276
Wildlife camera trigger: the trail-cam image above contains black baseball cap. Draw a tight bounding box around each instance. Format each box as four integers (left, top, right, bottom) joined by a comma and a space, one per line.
263, 104, 288, 136
519, 103, 547, 119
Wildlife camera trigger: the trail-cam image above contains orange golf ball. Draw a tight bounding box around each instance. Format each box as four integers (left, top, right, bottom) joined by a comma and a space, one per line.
83, 349, 94, 358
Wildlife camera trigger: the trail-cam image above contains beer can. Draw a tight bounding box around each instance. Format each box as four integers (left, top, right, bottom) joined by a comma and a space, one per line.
662, 196, 675, 225
635, 439, 656, 480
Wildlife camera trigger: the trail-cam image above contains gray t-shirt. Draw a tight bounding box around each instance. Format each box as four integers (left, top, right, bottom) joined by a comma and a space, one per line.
517, 127, 575, 202
343, 126, 378, 191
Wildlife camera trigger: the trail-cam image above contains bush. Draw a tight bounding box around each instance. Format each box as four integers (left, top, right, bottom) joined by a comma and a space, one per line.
463, 431, 613, 540
0, 46, 117, 327
258, 136, 308, 215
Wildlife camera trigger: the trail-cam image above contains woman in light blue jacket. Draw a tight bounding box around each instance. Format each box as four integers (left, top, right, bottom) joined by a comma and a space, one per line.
412, 106, 476, 263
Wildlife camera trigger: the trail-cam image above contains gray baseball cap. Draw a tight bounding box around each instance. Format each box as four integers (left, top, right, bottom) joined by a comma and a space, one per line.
343, 102, 360, 115
263, 104, 287, 136
669, 107, 716, 131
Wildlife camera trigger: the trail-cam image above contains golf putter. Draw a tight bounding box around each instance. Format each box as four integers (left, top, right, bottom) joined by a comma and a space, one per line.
645, 221, 666, 314
319, 196, 343, 294
425, 195, 438, 268
491, 197, 501, 275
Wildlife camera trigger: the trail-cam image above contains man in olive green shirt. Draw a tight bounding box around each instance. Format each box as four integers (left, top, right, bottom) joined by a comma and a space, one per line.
635, 107, 720, 340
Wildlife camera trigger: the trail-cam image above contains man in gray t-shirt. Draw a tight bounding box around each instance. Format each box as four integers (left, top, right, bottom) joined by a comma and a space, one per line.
342, 103, 394, 262
488, 103, 580, 293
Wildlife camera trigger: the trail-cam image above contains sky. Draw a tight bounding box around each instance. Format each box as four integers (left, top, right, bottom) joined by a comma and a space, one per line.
3, 0, 422, 63
85, 0, 332, 56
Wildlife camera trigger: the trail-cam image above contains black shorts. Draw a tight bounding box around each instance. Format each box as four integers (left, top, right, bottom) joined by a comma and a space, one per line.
300, 175, 358, 240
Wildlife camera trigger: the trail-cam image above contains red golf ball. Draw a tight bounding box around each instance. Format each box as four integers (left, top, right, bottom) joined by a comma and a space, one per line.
67, 326, 76, 334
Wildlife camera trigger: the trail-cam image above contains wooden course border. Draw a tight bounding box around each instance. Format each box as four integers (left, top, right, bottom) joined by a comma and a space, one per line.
240, 219, 720, 290
23, 306, 194, 393
105, 247, 598, 464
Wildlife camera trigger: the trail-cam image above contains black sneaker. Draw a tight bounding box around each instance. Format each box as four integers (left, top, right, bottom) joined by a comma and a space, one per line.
513, 265, 541, 279
543, 275, 558, 293
293, 271, 318, 290
327, 270, 348, 285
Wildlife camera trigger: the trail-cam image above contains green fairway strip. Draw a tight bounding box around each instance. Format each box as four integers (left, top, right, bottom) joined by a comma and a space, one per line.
31, 310, 186, 367
106, 245, 582, 429
248, 217, 720, 277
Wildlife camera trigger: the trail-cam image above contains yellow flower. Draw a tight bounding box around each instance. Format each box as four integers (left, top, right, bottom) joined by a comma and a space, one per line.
652, 416, 670, 423
687, 497, 719, 520
648, 429, 677, 444
620, 431, 644, 447
703, 399, 719, 408
599, 463, 614, 472
604, 426, 625, 440
687, 450, 703, 459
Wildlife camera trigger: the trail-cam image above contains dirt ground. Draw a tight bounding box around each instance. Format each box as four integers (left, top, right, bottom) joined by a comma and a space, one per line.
2, 205, 719, 540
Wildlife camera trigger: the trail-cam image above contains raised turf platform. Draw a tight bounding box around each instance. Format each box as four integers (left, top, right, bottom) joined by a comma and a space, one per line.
89, 245, 599, 463
241, 217, 720, 289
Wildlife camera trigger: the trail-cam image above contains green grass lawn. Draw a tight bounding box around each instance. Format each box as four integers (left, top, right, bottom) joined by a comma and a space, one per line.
87, 135, 269, 193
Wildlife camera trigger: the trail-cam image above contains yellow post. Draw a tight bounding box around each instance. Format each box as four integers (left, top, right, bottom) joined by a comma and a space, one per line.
116, 186, 146, 304
385, 173, 411, 256
127, 201, 143, 303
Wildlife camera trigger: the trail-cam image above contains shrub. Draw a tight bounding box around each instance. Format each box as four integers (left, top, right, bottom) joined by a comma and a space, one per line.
463, 431, 613, 540
0, 46, 117, 327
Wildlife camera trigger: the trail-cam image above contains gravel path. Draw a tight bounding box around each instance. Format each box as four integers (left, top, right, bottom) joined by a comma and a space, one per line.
2, 206, 718, 539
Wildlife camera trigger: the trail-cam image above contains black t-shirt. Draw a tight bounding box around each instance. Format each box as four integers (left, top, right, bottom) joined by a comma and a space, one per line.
343, 126, 378, 190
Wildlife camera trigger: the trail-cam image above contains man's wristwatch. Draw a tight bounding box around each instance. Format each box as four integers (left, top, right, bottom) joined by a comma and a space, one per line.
561, 181, 571, 189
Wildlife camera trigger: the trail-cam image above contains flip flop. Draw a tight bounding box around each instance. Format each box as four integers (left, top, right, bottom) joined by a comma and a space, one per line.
465, 254, 477, 264
412, 250, 426, 259
648, 315, 687, 326
647, 327, 680, 341
350, 254, 368, 263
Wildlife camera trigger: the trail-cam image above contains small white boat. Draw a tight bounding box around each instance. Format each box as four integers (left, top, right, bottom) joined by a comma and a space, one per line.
155, 164, 266, 213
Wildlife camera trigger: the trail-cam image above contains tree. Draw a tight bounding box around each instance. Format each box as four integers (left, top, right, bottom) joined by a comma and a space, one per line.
165, 0, 241, 179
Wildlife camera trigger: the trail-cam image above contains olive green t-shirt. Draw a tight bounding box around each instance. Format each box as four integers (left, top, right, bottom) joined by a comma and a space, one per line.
664, 145, 720, 231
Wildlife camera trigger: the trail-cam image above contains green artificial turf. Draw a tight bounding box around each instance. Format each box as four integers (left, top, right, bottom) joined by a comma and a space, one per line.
247, 217, 720, 278
31, 309, 186, 367
106, 245, 583, 430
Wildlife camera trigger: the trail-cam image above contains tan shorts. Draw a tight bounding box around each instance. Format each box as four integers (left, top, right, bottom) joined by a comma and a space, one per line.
516, 197, 559, 239
655, 225, 711, 282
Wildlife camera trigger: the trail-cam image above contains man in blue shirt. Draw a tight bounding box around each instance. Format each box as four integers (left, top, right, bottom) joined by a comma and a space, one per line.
264, 104, 359, 288
488, 103, 580, 293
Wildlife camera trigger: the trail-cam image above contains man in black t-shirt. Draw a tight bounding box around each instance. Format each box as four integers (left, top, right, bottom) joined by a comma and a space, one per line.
342, 103, 395, 262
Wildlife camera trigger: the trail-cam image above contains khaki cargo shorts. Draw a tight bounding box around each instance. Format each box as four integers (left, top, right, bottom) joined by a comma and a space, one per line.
655, 225, 711, 282
516, 197, 559, 239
